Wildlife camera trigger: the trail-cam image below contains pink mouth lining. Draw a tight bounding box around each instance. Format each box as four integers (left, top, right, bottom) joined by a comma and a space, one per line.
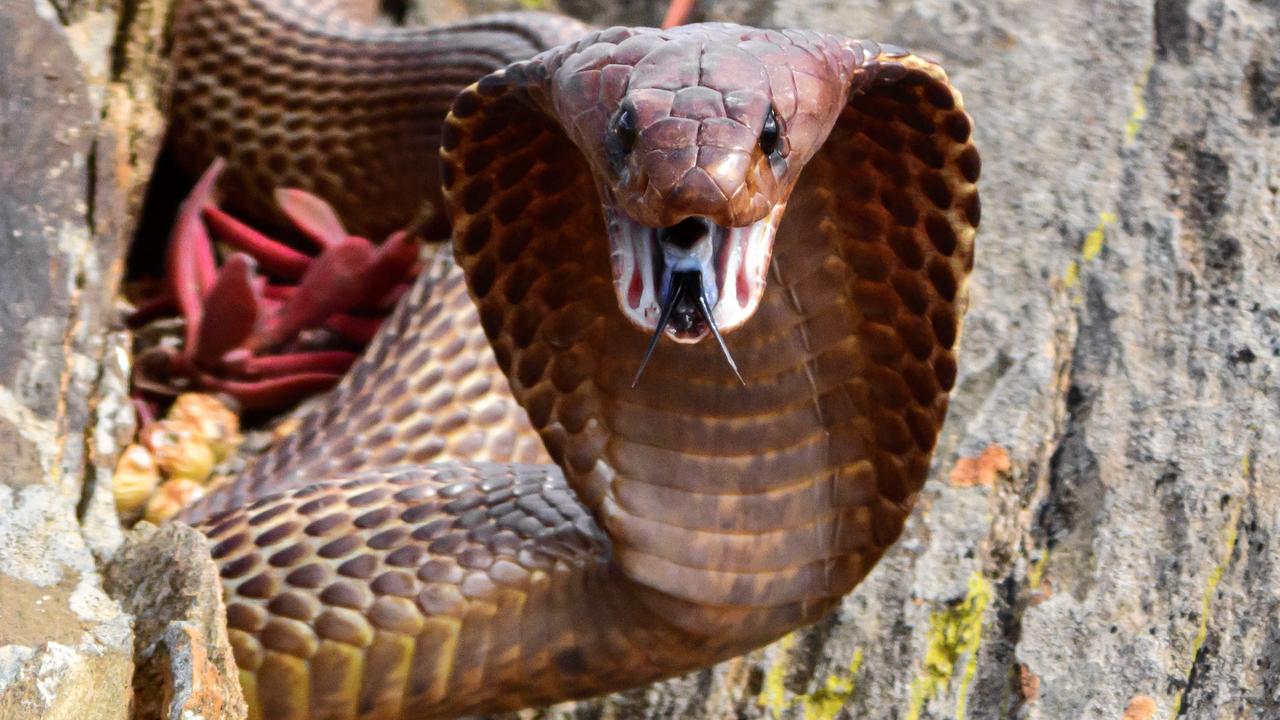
606, 205, 785, 343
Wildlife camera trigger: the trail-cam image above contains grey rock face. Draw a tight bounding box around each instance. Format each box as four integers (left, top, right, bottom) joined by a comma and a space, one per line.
105, 523, 248, 720
0, 485, 133, 720
0, 0, 192, 717
0, 0, 136, 716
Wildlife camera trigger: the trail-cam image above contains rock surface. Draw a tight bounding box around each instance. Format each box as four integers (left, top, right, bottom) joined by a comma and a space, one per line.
2, 0, 1276, 719
0, 485, 133, 720
0, 0, 185, 717
105, 523, 247, 720
528, 1, 1280, 719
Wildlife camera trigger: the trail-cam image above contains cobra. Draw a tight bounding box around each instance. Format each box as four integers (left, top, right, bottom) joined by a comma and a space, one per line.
161, 0, 981, 717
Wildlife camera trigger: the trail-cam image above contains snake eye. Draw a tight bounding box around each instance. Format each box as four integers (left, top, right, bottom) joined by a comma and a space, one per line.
759, 107, 781, 156
612, 105, 638, 155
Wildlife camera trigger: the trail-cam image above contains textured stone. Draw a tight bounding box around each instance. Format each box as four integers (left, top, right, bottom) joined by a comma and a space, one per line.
0, 0, 175, 717
0, 486, 133, 720
105, 523, 248, 720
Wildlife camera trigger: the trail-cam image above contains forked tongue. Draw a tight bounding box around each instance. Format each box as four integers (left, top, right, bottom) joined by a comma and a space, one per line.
631, 267, 745, 387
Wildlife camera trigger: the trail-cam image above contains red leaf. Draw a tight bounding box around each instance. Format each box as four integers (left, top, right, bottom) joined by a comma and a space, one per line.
237, 350, 359, 378
253, 237, 375, 348
275, 188, 348, 249
168, 159, 224, 348
358, 230, 422, 308
262, 284, 296, 301
202, 372, 344, 411
203, 206, 312, 280
192, 253, 261, 369
325, 313, 384, 345
126, 289, 177, 328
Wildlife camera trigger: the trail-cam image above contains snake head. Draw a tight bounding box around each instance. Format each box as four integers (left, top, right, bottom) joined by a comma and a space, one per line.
547, 25, 860, 346
443, 25, 974, 392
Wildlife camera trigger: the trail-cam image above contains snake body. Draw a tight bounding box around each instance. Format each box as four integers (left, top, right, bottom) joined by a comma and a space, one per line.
165, 1, 980, 718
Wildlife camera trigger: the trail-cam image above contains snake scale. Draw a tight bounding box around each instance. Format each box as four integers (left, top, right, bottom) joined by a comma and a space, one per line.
161, 0, 980, 717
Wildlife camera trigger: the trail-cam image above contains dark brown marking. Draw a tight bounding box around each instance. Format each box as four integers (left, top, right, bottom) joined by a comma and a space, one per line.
338, 554, 379, 579
285, 563, 328, 589
318, 534, 362, 559
267, 543, 309, 568
320, 581, 369, 610
368, 527, 410, 550
354, 507, 394, 529
255, 521, 298, 547
269, 591, 318, 621
211, 532, 249, 559
925, 213, 957, 256
304, 512, 351, 536
371, 571, 417, 597
220, 554, 258, 579
238, 572, 278, 599
554, 648, 588, 675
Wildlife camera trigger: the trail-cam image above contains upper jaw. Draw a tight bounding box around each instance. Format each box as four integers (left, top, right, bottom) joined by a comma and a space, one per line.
605, 204, 783, 343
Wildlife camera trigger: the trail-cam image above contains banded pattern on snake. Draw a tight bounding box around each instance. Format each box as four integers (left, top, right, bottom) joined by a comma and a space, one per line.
160, 0, 981, 717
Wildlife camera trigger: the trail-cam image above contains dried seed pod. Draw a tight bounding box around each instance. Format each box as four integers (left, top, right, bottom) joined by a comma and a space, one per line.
168, 393, 242, 461
144, 477, 207, 524
141, 419, 217, 482
112, 444, 161, 516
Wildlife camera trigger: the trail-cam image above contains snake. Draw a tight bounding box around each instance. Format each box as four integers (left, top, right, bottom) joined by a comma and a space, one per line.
160, 0, 981, 717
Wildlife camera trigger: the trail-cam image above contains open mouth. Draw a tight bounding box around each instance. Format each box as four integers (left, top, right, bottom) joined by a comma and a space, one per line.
607, 206, 782, 340
606, 205, 783, 384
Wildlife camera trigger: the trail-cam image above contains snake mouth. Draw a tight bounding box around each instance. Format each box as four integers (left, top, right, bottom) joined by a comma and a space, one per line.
606, 206, 781, 345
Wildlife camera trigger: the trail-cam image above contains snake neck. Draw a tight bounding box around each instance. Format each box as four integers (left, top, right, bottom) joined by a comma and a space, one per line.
446, 121, 922, 651
556, 227, 914, 650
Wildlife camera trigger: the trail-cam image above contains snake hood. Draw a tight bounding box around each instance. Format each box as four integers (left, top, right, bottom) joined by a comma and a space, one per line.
445, 25, 871, 364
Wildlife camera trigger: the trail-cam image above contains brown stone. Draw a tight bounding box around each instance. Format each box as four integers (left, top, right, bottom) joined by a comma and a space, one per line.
105, 523, 248, 720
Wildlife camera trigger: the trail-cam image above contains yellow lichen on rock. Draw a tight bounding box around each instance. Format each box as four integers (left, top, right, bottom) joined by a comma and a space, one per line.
798, 649, 863, 720
907, 572, 992, 720
755, 633, 865, 720
756, 632, 797, 715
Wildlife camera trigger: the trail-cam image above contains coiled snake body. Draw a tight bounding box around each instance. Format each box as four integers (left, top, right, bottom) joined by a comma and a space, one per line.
165, 1, 980, 717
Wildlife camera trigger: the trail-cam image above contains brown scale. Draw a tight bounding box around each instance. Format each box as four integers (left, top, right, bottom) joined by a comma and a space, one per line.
202, 467, 703, 719
186, 255, 551, 521
174, 12, 980, 719
440, 51, 976, 642
166, 0, 588, 239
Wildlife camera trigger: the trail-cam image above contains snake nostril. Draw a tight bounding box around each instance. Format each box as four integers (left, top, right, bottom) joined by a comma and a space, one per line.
659, 216, 712, 249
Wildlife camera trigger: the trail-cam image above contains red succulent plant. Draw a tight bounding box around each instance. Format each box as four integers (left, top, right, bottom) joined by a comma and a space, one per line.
129, 159, 422, 413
